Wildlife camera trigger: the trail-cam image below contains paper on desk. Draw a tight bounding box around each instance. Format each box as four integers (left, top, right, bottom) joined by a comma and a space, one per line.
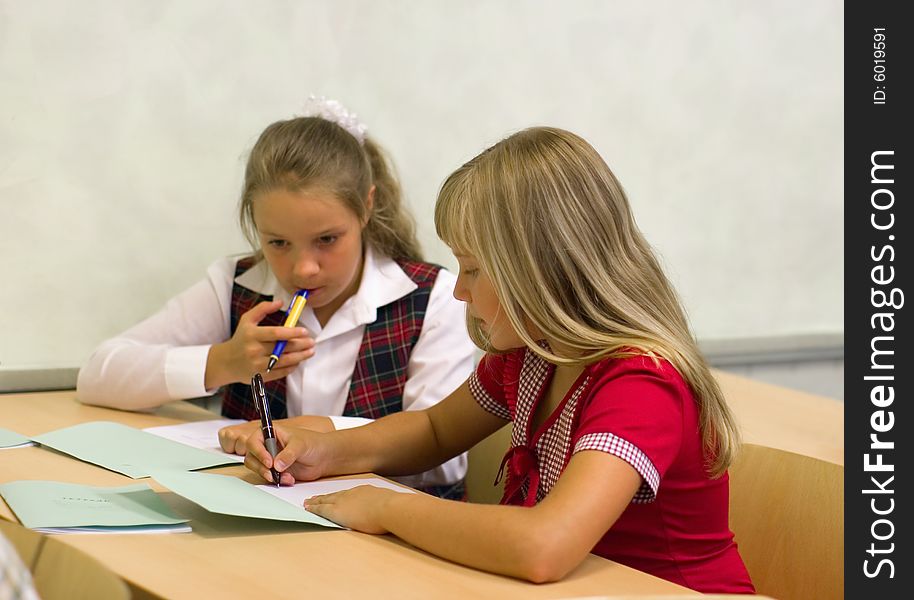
31, 421, 240, 478
0, 427, 34, 450
150, 469, 339, 528
150, 470, 413, 528
144, 419, 245, 463
257, 477, 416, 506
0, 480, 190, 534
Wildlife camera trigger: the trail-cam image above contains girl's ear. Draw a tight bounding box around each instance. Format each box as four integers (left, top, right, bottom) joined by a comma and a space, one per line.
363, 185, 376, 226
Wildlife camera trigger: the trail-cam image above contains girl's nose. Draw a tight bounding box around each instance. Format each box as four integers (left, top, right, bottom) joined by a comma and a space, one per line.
453, 276, 471, 303
293, 251, 320, 279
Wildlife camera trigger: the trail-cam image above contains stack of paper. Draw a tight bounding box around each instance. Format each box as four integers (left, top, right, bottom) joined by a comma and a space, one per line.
0, 480, 190, 534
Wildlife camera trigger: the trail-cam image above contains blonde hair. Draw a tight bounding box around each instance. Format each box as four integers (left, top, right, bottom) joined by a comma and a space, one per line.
240, 116, 422, 261
434, 127, 740, 475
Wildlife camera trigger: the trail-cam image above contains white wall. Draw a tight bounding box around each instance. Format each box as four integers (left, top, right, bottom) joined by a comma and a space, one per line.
0, 0, 843, 368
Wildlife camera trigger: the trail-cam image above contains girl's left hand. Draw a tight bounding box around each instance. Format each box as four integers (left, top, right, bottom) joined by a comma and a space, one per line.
219, 415, 334, 455
305, 485, 396, 534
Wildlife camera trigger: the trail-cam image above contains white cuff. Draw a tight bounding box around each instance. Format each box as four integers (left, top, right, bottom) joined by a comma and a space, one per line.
164, 345, 212, 400
328, 415, 373, 430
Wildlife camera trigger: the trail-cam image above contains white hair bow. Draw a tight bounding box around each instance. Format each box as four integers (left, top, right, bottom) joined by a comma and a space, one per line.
300, 95, 368, 145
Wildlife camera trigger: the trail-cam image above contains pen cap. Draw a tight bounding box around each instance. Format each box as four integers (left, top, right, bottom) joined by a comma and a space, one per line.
251, 373, 267, 416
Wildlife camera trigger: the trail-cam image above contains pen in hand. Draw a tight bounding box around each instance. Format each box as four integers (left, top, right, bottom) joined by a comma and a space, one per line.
266, 289, 310, 373
251, 372, 281, 487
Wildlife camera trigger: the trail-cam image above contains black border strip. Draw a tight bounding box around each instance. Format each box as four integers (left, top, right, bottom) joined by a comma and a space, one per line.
845, 2, 911, 595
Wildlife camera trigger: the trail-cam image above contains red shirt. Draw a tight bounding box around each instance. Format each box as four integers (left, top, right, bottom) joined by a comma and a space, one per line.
469, 348, 754, 594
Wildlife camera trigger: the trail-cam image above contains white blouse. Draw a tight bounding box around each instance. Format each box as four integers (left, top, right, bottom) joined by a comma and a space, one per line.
77, 247, 475, 487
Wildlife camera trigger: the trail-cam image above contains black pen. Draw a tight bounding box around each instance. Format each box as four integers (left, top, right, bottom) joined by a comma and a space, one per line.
251, 373, 281, 486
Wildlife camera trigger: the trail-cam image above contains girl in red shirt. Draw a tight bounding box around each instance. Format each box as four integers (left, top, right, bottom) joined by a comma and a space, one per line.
245, 126, 755, 593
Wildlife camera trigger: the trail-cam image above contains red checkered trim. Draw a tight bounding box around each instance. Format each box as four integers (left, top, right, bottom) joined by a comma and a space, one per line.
486, 346, 660, 506
530, 371, 591, 502
500, 348, 595, 504
468, 371, 511, 420
574, 432, 660, 503
509, 349, 551, 447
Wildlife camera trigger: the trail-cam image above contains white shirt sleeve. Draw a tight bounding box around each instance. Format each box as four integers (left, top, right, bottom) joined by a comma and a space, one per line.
76, 258, 237, 410
401, 268, 475, 412
390, 268, 476, 488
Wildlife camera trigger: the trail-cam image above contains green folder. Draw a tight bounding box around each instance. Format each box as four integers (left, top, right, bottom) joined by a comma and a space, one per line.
0, 480, 189, 533
32, 421, 239, 479
0, 427, 31, 448
149, 469, 341, 529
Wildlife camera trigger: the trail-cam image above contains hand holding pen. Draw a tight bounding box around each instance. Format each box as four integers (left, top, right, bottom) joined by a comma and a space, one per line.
246, 373, 332, 486
242, 417, 334, 486
203, 293, 315, 390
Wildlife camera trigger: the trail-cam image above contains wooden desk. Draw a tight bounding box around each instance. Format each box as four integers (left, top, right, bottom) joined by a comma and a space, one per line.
713, 370, 844, 465
1, 391, 695, 599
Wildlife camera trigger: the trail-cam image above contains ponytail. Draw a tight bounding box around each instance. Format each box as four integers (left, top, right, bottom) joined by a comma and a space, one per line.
363, 138, 423, 262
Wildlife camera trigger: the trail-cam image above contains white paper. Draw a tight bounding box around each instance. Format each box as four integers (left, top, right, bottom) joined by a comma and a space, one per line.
36, 524, 192, 535
0, 442, 34, 451
144, 419, 246, 463
257, 477, 416, 507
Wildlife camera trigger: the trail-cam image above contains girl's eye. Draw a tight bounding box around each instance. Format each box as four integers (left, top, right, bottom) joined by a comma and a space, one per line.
267, 239, 288, 249
317, 235, 338, 246
462, 268, 479, 277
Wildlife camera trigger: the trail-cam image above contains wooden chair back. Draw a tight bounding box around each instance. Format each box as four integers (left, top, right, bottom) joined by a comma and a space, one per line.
466, 423, 512, 504
0, 518, 42, 569
0, 520, 130, 600
729, 443, 843, 600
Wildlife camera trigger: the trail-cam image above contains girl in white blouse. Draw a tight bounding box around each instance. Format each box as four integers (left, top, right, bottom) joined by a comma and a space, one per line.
77, 99, 474, 497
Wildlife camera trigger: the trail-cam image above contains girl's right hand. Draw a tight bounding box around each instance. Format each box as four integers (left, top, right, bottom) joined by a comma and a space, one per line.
244, 425, 331, 485
204, 300, 316, 389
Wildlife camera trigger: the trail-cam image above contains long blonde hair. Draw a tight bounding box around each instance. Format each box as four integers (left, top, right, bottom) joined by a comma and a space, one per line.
434, 127, 740, 475
240, 116, 422, 261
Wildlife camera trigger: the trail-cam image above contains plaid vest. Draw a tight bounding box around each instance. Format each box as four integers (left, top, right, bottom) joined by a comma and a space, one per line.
220, 256, 465, 500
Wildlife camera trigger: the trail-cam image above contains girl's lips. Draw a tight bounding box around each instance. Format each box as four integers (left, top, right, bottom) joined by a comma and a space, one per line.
287, 286, 321, 298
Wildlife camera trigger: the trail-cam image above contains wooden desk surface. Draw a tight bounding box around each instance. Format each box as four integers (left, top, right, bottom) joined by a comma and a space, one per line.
1, 391, 694, 599
713, 370, 844, 465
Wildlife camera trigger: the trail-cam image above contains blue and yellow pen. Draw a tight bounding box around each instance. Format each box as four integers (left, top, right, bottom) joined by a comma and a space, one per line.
266, 289, 309, 372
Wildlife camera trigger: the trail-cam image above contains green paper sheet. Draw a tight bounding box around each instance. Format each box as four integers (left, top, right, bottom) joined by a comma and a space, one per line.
0, 480, 189, 533
149, 469, 340, 529
31, 421, 239, 478
0, 427, 31, 448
